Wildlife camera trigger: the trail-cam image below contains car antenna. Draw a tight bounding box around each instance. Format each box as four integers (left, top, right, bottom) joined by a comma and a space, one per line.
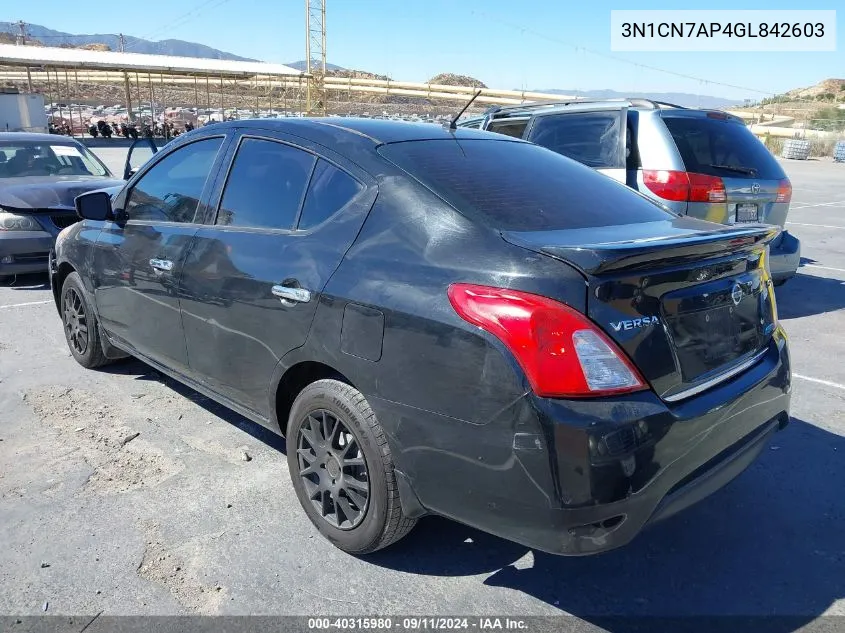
446, 89, 483, 131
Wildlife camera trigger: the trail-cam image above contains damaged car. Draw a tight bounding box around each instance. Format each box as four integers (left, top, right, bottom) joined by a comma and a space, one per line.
52, 119, 790, 556
0, 133, 124, 281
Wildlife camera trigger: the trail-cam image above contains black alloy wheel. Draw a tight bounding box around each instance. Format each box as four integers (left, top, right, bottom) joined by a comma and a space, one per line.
297, 409, 370, 530
63, 286, 90, 356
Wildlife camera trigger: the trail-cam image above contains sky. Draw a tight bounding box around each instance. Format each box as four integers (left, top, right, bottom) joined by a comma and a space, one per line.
7, 0, 844, 101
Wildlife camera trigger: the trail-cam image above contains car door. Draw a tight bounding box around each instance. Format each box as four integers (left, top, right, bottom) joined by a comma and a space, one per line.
91, 135, 228, 373
524, 104, 628, 184
178, 132, 377, 416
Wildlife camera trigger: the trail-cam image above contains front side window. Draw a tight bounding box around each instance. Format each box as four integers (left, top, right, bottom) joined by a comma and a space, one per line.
126, 137, 223, 223
216, 138, 315, 230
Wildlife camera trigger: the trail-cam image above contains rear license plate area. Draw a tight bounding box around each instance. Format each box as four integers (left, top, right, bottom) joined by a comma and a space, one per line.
735, 203, 759, 223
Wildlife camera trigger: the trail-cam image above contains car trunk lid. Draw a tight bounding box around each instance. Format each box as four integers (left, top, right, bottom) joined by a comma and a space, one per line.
502, 216, 780, 402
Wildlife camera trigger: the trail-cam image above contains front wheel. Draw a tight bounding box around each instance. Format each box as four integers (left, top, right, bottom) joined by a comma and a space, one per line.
287, 379, 416, 554
61, 272, 110, 369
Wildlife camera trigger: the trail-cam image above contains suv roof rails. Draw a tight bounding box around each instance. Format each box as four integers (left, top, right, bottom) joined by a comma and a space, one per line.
484, 97, 690, 118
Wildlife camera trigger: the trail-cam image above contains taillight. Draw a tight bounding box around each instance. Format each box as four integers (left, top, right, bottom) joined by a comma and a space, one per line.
642, 170, 689, 202
642, 170, 726, 203
447, 284, 646, 398
688, 173, 726, 202
776, 178, 792, 203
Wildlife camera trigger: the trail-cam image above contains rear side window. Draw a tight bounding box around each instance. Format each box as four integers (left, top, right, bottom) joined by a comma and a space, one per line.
379, 139, 672, 232
528, 111, 624, 169
661, 115, 785, 180
298, 160, 363, 230
217, 138, 315, 230
488, 119, 528, 138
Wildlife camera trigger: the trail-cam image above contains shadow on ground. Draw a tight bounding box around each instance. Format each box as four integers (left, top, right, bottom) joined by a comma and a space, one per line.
0, 272, 50, 290
776, 271, 845, 319
103, 359, 287, 454
368, 418, 844, 629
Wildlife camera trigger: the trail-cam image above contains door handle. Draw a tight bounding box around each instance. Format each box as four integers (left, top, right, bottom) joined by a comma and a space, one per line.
149, 258, 174, 272
271, 284, 311, 304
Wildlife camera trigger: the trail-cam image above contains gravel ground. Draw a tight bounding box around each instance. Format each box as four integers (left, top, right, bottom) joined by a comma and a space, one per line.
0, 153, 842, 623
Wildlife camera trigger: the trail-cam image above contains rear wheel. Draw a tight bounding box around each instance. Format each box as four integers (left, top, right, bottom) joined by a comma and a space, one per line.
286, 379, 416, 554
61, 272, 109, 369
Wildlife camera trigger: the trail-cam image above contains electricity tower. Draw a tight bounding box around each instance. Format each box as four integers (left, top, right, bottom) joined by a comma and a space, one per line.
305, 0, 326, 116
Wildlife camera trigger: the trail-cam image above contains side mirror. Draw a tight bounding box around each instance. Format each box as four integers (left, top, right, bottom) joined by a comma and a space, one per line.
75, 190, 113, 221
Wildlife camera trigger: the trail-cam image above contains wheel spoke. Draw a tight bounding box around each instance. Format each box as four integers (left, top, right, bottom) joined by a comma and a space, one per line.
341, 455, 365, 468
336, 496, 357, 526
300, 425, 319, 449
297, 447, 317, 464
344, 486, 367, 509
345, 476, 368, 493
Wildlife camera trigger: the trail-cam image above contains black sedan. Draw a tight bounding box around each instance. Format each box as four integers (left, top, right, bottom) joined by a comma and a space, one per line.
50, 119, 791, 556
0, 133, 125, 281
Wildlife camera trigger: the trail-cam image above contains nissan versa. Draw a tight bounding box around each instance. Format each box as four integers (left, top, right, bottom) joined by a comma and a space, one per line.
50, 119, 791, 556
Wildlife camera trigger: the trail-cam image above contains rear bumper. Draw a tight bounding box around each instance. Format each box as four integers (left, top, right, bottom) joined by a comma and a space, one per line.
0, 231, 54, 276
378, 330, 791, 556
768, 230, 800, 281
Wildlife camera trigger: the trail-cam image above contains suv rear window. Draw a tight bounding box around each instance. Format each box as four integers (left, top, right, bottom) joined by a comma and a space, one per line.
661, 115, 786, 180
379, 139, 673, 232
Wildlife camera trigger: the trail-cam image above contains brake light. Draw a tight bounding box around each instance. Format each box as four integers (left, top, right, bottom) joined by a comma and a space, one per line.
776, 178, 792, 203
642, 170, 689, 202
642, 170, 726, 203
688, 173, 727, 203
447, 284, 646, 398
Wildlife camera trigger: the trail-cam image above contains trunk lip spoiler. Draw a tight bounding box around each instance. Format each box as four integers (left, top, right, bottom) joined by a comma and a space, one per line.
501, 223, 781, 275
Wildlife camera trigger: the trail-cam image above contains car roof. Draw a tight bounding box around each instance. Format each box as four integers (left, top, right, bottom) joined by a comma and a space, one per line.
0, 132, 83, 144
203, 117, 517, 148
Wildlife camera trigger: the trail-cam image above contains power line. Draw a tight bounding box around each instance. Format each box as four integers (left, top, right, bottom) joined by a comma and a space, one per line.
131, 0, 235, 46
469, 10, 777, 98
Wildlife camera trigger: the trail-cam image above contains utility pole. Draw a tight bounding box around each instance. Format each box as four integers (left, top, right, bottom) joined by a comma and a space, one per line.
15, 20, 26, 45
305, 0, 326, 116
118, 33, 125, 52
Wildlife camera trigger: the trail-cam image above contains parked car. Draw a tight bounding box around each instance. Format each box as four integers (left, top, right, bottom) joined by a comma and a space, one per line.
0, 133, 124, 281
459, 99, 800, 284
51, 119, 791, 556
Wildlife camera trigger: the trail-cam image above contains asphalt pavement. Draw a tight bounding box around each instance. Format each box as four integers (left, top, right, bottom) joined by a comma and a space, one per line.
0, 151, 842, 624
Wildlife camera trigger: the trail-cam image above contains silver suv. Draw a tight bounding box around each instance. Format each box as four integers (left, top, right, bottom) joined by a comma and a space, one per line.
459, 99, 799, 284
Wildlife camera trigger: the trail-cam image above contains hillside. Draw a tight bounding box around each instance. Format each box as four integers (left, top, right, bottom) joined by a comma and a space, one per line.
782, 78, 845, 101
0, 22, 256, 61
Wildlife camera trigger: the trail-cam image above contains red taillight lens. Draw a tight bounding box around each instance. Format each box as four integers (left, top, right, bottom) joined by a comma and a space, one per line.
642, 169, 689, 202
447, 284, 646, 398
642, 170, 726, 203
776, 178, 792, 203
688, 173, 726, 203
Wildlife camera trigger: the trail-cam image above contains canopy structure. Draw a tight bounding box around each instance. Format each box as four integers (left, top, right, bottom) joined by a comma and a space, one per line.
0, 44, 304, 79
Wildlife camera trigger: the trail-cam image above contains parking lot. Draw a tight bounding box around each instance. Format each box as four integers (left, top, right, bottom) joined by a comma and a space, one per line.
0, 151, 843, 622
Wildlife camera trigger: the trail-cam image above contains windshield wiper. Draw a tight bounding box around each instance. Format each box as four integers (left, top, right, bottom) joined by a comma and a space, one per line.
707, 163, 758, 176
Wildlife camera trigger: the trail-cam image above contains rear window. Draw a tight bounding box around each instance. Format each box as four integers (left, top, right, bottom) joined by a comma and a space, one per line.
378, 139, 673, 232
662, 115, 785, 180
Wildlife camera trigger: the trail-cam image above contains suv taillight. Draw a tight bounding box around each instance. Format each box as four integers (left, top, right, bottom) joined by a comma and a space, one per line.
776, 178, 792, 203
447, 284, 646, 398
643, 170, 726, 203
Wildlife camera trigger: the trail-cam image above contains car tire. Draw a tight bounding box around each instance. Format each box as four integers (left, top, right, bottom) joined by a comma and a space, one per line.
61, 272, 110, 369
287, 379, 416, 554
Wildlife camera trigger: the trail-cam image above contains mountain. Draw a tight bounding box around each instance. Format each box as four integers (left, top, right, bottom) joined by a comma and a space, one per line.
533, 88, 739, 109
1, 22, 256, 61
284, 60, 346, 72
